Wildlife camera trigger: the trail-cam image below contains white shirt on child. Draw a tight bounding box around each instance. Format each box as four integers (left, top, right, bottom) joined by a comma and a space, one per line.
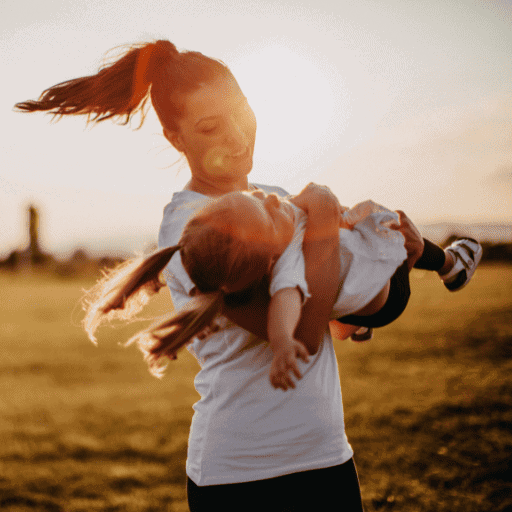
270, 200, 408, 318
158, 184, 353, 486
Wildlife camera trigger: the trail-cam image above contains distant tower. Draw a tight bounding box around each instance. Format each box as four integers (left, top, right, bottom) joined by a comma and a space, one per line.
28, 204, 43, 264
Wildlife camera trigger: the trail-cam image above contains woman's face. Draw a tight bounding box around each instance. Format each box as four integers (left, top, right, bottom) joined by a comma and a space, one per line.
167, 77, 257, 185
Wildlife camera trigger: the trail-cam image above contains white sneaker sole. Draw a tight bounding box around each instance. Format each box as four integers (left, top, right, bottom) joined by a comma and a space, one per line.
443, 238, 483, 292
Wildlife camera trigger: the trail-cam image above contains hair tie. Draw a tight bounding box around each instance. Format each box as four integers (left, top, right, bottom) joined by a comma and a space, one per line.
154, 40, 179, 59
134, 40, 178, 94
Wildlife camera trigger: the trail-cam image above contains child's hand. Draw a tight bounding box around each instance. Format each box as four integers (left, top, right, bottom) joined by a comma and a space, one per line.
289, 183, 344, 219
269, 338, 310, 391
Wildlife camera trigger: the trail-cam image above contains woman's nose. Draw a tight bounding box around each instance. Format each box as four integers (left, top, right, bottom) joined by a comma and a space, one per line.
225, 118, 248, 148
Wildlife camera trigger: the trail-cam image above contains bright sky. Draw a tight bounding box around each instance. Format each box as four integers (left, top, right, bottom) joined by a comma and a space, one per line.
1, 0, 511, 257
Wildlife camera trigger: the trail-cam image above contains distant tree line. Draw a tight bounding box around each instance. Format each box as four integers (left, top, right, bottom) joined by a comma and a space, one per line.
479, 242, 512, 262
1, 204, 129, 278
1, 238, 511, 279
0, 247, 125, 278
2, 204, 511, 279
443, 234, 512, 263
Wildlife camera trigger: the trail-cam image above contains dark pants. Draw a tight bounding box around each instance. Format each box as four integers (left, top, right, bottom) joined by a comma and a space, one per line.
339, 238, 445, 328
187, 458, 364, 512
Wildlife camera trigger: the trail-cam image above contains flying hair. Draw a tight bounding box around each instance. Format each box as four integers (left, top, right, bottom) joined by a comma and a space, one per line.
14, 39, 235, 131
125, 292, 223, 378
82, 245, 180, 344
81, 193, 274, 376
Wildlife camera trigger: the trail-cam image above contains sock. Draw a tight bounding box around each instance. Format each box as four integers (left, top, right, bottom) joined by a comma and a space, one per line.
414, 238, 446, 272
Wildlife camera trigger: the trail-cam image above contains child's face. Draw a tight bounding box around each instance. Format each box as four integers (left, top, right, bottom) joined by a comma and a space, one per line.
238, 189, 296, 257
195, 190, 296, 294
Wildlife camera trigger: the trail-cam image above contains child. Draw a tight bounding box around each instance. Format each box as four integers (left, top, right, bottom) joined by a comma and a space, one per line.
83, 189, 482, 390
253, 191, 482, 389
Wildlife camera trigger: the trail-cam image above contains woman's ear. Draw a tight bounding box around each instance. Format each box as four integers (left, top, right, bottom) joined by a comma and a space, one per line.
164, 128, 185, 153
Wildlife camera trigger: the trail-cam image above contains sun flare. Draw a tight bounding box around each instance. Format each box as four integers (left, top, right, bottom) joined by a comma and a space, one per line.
228, 42, 351, 187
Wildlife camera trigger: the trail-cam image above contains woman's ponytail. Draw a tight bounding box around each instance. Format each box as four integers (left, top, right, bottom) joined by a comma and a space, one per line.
125, 292, 224, 378
82, 244, 180, 344
14, 40, 178, 128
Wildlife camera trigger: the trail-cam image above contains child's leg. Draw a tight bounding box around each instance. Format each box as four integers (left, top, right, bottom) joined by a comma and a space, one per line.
337, 239, 444, 332
414, 238, 446, 271
339, 259, 411, 329
415, 237, 482, 292
336, 237, 483, 333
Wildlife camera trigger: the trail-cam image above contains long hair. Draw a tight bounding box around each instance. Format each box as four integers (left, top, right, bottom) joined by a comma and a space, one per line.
82, 193, 273, 376
14, 39, 235, 131
82, 245, 179, 344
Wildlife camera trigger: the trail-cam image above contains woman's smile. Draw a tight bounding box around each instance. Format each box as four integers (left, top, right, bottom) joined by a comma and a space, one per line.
229, 147, 249, 159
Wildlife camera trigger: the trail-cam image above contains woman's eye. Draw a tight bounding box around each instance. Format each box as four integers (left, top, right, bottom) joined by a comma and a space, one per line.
201, 126, 217, 134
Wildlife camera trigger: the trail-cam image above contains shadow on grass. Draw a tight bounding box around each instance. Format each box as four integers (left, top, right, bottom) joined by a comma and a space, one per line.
447, 306, 512, 362
351, 307, 512, 512
353, 383, 512, 511
1, 413, 190, 512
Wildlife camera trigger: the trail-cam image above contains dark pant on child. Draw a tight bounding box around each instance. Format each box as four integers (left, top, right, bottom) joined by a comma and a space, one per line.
187, 457, 364, 512
339, 238, 445, 328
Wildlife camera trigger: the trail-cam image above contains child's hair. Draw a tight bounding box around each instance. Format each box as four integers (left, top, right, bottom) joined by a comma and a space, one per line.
83, 193, 273, 376
14, 39, 235, 132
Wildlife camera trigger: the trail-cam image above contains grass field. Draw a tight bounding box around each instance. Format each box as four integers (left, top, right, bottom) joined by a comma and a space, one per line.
1, 265, 511, 511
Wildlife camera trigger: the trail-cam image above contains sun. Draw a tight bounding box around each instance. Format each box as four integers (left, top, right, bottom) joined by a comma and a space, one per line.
228, 41, 351, 188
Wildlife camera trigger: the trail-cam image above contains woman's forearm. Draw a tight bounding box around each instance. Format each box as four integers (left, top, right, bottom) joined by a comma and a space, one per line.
294, 205, 341, 354
223, 220, 341, 350
225, 183, 342, 349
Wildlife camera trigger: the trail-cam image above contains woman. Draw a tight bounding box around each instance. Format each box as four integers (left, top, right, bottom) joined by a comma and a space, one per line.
15, 39, 425, 511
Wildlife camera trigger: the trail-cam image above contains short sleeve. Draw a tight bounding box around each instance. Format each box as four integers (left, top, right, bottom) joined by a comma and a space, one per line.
163, 251, 197, 310
158, 193, 210, 309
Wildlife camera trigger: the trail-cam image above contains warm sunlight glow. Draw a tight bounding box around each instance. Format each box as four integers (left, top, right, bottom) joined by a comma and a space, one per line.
229, 42, 351, 185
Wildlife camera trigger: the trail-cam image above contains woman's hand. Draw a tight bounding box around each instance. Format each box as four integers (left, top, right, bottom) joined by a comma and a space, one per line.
393, 210, 425, 271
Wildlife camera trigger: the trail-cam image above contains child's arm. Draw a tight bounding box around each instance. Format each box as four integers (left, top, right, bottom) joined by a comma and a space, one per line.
223, 184, 342, 353
267, 287, 310, 391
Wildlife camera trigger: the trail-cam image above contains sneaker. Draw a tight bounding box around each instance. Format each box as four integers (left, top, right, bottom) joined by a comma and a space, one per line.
441, 238, 483, 292
351, 327, 373, 342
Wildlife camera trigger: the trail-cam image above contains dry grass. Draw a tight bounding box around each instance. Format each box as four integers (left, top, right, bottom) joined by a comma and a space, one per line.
1, 265, 511, 511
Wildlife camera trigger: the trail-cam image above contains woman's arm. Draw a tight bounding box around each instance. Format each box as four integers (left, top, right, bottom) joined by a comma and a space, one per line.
224, 183, 342, 355
224, 204, 425, 345
291, 184, 342, 354
394, 210, 425, 270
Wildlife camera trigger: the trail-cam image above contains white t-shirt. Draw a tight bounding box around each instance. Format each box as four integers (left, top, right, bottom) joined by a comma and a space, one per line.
158, 184, 353, 486
270, 200, 408, 318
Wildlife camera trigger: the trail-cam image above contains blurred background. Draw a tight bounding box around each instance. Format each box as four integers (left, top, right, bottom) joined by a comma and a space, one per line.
2, 0, 511, 261
1, 1, 511, 511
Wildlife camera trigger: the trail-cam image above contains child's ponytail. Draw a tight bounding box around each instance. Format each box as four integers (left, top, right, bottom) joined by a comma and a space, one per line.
82, 192, 275, 377
82, 245, 180, 344
125, 292, 224, 377
14, 40, 178, 127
